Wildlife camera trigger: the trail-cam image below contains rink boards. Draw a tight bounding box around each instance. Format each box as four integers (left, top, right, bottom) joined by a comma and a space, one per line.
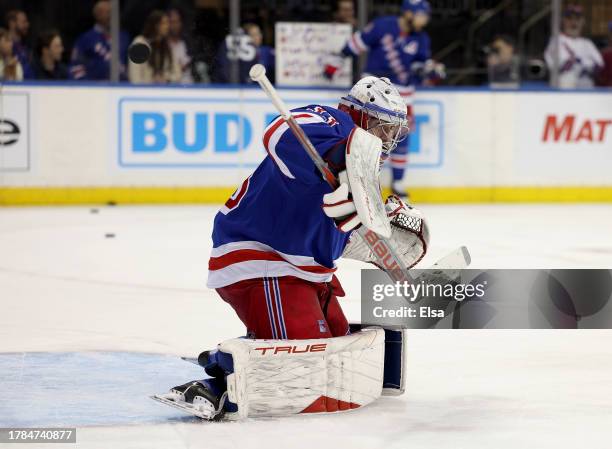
0, 83, 611, 204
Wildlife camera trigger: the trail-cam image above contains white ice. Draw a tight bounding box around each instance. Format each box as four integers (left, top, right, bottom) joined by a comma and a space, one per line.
1, 204, 611, 449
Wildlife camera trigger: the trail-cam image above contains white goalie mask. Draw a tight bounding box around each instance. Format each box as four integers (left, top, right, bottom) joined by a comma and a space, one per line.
338, 76, 410, 154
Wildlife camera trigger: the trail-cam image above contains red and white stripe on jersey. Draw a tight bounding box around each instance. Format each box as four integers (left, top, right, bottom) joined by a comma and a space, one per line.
389, 154, 408, 169
262, 113, 326, 179
207, 240, 337, 288
381, 35, 409, 85
70, 64, 86, 80
263, 277, 288, 339
347, 32, 368, 55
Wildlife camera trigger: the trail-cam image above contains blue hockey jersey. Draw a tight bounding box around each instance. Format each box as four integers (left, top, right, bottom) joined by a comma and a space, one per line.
13, 41, 34, 79
69, 25, 129, 80
212, 38, 275, 84
341, 16, 431, 87
207, 105, 356, 288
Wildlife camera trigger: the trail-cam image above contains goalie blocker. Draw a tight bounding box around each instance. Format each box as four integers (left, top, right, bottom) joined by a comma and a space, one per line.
169, 327, 406, 420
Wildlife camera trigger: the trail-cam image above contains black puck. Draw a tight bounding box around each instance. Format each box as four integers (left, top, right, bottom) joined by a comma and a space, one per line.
128, 42, 151, 64
105, 233, 115, 238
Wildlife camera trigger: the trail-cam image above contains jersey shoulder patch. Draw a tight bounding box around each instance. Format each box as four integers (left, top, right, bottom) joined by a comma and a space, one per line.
301, 105, 342, 127
263, 108, 328, 151
261, 105, 354, 180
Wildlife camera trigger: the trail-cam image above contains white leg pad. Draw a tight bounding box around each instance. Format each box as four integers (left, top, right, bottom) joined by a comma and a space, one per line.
219, 328, 385, 419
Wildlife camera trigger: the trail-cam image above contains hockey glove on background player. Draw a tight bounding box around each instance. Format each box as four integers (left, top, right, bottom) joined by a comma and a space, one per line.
322, 53, 344, 80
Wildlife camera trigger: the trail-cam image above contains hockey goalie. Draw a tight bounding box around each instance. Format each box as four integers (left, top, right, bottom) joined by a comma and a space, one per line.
153, 76, 430, 421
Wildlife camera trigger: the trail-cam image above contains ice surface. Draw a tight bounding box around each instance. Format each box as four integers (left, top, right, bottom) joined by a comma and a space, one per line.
0, 352, 207, 426
0, 205, 611, 448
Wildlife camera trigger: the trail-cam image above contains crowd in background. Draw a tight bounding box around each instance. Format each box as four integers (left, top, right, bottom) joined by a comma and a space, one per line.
0, 0, 611, 87
0, 1, 197, 83
484, 4, 611, 88
0, 0, 280, 85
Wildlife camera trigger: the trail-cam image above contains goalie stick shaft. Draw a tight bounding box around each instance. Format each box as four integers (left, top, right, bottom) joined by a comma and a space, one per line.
249, 65, 340, 189
249, 64, 413, 283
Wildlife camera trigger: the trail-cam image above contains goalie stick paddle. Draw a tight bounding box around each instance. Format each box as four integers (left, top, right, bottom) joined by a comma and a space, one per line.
249, 64, 414, 283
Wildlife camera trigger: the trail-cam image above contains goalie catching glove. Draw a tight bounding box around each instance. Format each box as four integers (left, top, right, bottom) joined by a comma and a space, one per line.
343, 194, 430, 268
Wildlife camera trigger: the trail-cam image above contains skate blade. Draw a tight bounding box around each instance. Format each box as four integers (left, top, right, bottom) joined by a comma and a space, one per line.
150, 394, 216, 420
180, 356, 199, 366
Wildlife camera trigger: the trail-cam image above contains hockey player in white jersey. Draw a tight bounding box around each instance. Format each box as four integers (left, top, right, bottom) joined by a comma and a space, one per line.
544, 4, 603, 89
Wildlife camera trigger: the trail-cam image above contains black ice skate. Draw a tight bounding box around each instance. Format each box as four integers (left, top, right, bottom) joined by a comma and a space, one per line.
151, 380, 227, 421
391, 181, 410, 201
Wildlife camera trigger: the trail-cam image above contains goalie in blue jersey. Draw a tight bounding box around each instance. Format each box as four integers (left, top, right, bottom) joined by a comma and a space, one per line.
155, 76, 430, 420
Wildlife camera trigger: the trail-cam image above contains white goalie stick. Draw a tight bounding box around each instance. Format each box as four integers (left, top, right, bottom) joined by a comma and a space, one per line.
249, 64, 470, 285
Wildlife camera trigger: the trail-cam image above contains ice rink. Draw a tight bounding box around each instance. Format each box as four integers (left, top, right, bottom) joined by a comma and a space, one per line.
1, 204, 611, 449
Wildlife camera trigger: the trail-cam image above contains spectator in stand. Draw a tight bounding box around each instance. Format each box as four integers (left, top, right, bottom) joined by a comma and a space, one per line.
0, 27, 23, 81
212, 23, 274, 84
33, 30, 68, 80
167, 8, 193, 84
596, 20, 612, 87
128, 10, 180, 84
485, 34, 520, 87
333, 0, 357, 27
544, 4, 603, 89
5, 10, 33, 79
70, 0, 130, 80
244, 23, 274, 80
333, 0, 358, 82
